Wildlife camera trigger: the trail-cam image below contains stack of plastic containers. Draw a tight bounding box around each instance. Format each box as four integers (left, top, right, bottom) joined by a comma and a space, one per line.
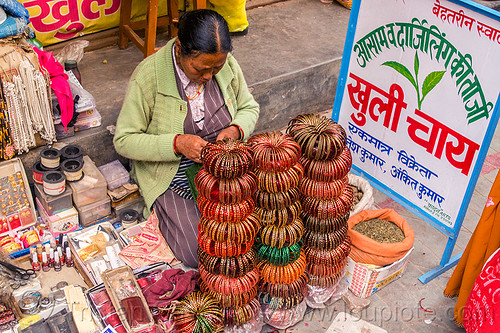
287, 114, 353, 304
195, 138, 261, 328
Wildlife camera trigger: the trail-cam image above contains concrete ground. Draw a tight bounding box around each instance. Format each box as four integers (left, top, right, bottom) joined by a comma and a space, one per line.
32, 0, 500, 331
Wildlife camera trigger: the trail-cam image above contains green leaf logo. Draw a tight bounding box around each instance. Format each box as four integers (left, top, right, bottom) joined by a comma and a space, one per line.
382, 52, 445, 109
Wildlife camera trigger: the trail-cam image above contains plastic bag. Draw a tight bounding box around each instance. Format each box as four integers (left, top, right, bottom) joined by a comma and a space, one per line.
66, 70, 96, 113
348, 173, 375, 216
55, 40, 89, 64
306, 268, 349, 309
262, 299, 307, 329
224, 310, 264, 333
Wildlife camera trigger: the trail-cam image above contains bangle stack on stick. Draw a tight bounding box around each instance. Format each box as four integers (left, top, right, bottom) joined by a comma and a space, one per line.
248, 132, 308, 320
196, 138, 261, 327
287, 114, 353, 291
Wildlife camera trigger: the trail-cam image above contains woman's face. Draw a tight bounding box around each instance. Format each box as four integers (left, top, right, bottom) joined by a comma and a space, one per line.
175, 41, 228, 84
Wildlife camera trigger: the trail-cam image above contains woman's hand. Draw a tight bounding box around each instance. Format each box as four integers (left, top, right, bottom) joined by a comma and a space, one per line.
216, 125, 241, 141
175, 134, 208, 163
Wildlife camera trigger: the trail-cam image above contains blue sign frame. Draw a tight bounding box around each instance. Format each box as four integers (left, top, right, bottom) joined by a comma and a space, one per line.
332, 0, 500, 283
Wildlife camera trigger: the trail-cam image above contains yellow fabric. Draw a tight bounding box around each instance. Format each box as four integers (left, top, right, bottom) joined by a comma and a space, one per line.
209, 0, 248, 32
444, 170, 500, 325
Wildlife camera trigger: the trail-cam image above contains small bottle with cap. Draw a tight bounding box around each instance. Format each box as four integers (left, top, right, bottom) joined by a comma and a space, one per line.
57, 246, 64, 266
49, 248, 55, 268
32, 253, 40, 271
53, 252, 61, 271
65, 247, 73, 267
42, 252, 50, 272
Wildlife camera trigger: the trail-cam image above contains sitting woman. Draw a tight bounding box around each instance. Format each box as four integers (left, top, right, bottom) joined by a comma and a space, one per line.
113, 9, 260, 268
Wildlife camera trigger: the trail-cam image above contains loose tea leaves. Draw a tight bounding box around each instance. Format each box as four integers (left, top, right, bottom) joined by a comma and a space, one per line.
350, 185, 364, 210
352, 218, 405, 243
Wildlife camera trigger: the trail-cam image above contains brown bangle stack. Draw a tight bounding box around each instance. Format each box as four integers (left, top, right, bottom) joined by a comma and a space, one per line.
287, 114, 353, 289
196, 138, 261, 326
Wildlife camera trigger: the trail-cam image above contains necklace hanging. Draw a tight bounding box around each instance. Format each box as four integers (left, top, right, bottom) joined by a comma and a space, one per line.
186, 83, 205, 101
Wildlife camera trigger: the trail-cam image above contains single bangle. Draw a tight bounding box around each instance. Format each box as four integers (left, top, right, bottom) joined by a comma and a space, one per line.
260, 217, 304, 249
201, 138, 253, 179
303, 224, 348, 251
259, 292, 306, 310
197, 195, 255, 223
302, 185, 354, 220
255, 162, 304, 194
256, 200, 301, 227
258, 251, 306, 284
256, 241, 303, 266
199, 263, 259, 295
195, 168, 256, 204
301, 212, 348, 233
173, 291, 224, 333
232, 124, 244, 139
199, 279, 258, 308
198, 213, 261, 245
259, 273, 308, 299
286, 114, 347, 161
255, 187, 300, 211
247, 132, 301, 172
304, 235, 351, 267
307, 271, 344, 288
222, 298, 260, 326
198, 248, 257, 278
300, 175, 348, 200
300, 147, 352, 182
173, 134, 181, 156
198, 231, 254, 257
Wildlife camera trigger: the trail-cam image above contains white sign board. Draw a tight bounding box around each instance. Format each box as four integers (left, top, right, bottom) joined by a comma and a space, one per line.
332, 0, 500, 282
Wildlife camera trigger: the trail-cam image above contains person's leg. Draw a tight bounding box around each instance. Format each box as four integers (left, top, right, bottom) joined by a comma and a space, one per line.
154, 190, 200, 268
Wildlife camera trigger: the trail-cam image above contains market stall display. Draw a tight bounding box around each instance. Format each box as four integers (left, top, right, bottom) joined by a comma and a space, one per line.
195, 138, 261, 327
287, 114, 353, 307
247, 132, 308, 328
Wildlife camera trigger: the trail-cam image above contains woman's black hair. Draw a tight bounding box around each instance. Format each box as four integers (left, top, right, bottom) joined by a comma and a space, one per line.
177, 9, 233, 56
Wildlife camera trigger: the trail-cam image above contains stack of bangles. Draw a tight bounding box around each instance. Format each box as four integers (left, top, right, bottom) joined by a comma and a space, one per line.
256, 201, 301, 227
199, 279, 258, 308
302, 186, 354, 220
256, 187, 300, 210
198, 231, 254, 257
197, 248, 257, 278
255, 163, 304, 193
258, 251, 306, 284
256, 242, 302, 266
300, 147, 352, 182
198, 213, 261, 244
303, 224, 348, 250
195, 168, 256, 204
286, 114, 347, 161
199, 264, 259, 296
173, 292, 224, 333
197, 195, 255, 223
222, 298, 260, 326
307, 271, 344, 287
260, 217, 304, 248
259, 273, 308, 299
301, 212, 348, 233
259, 291, 306, 310
200, 139, 253, 179
300, 175, 348, 199
248, 132, 302, 172
304, 236, 351, 267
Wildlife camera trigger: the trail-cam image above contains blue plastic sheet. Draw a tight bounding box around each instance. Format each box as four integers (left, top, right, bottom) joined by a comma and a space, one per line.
0, 0, 34, 39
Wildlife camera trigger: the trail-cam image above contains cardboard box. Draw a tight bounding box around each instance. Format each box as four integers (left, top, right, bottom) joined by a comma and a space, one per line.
346, 248, 413, 298
36, 197, 80, 237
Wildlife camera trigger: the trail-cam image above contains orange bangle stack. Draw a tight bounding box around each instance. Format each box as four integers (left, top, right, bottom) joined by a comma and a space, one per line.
287, 114, 353, 289
248, 132, 309, 313
196, 138, 261, 327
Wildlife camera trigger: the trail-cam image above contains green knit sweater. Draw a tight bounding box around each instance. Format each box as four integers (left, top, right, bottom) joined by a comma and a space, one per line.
113, 39, 260, 214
